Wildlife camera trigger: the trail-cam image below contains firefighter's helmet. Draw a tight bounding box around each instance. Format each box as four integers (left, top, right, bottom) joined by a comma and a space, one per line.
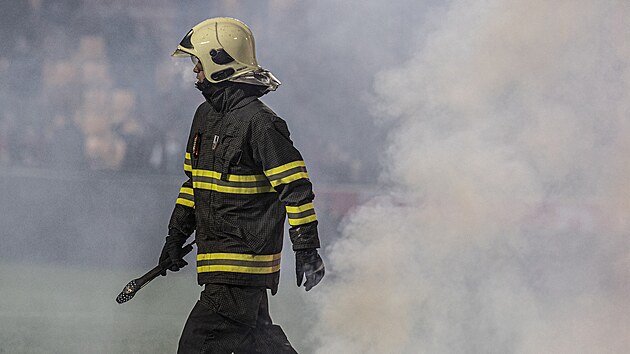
173, 17, 259, 83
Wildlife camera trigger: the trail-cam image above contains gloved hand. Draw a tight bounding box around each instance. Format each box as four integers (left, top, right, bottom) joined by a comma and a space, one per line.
159, 233, 189, 275
295, 249, 325, 291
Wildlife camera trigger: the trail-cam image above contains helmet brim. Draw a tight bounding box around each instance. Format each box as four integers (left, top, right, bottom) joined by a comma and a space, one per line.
172, 47, 194, 57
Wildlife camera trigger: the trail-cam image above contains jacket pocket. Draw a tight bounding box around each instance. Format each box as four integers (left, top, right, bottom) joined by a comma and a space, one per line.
217, 127, 243, 180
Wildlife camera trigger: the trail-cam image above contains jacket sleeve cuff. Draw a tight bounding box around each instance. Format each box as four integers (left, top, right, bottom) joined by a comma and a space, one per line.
289, 221, 321, 250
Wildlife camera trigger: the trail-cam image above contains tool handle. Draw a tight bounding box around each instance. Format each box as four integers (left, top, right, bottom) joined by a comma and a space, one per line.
116, 241, 195, 304
138, 242, 195, 287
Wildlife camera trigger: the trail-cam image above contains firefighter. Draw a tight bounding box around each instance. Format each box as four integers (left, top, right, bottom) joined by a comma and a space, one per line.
160, 17, 325, 353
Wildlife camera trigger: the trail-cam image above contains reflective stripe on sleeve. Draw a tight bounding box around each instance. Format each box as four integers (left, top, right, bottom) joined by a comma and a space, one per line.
286, 202, 317, 226
197, 252, 281, 274
176, 186, 194, 208
264, 161, 310, 187
184, 152, 192, 172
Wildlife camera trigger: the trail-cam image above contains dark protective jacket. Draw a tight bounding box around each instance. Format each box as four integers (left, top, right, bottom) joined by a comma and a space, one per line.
168, 82, 320, 294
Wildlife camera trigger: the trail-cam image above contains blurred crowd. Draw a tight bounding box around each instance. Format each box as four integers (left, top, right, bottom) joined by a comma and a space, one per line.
0, 0, 190, 173
0, 0, 375, 182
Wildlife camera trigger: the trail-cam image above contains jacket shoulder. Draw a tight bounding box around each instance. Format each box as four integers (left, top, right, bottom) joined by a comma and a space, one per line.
239, 99, 286, 127
246, 100, 292, 141
194, 101, 214, 118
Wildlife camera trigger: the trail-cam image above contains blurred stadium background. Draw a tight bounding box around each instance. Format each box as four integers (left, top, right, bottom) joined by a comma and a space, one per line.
0, 1, 386, 352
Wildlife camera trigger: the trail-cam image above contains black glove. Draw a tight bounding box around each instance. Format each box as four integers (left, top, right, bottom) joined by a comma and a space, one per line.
295, 249, 325, 291
159, 233, 189, 275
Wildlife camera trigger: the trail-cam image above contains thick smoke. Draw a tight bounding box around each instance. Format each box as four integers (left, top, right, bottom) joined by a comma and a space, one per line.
312, 1, 630, 353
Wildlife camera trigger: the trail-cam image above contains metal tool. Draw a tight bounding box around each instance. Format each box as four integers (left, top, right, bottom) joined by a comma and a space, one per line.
116, 241, 195, 304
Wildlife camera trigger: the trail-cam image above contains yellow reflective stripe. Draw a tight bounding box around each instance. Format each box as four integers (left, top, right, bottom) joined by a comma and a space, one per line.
197, 253, 281, 274
192, 169, 267, 183
286, 202, 314, 213
227, 174, 268, 182
264, 160, 306, 177
269, 171, 310, 187
197, 265, 281, 274
287, 202, 316, 225
176, 198, 195, 208
288, 214, 318, 226
193, 181, 275, 194
177, 186, 194, 208
179, 187, 193, 195
192, 169, 221, 179
189, 167, 274, 193
197, 253, 281, 262
184, 153, 192, 171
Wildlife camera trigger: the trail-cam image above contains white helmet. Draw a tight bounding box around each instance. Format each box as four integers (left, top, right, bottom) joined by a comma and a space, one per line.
172, 17, 260, 83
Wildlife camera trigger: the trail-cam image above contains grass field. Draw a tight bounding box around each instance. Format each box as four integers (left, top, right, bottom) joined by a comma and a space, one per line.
0, 260, 316, 353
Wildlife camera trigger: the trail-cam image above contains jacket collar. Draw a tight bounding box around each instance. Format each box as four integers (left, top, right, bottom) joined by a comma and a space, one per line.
196, 79, 268, 113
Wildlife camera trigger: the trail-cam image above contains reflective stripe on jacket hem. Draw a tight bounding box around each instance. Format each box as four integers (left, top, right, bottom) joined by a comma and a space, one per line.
197, 252, 281, 274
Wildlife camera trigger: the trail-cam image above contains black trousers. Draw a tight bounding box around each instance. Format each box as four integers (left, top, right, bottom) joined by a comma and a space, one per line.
177, 284, 297, 354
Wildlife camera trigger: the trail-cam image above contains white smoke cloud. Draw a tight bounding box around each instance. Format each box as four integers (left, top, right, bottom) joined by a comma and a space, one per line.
311, 1, 630, 353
